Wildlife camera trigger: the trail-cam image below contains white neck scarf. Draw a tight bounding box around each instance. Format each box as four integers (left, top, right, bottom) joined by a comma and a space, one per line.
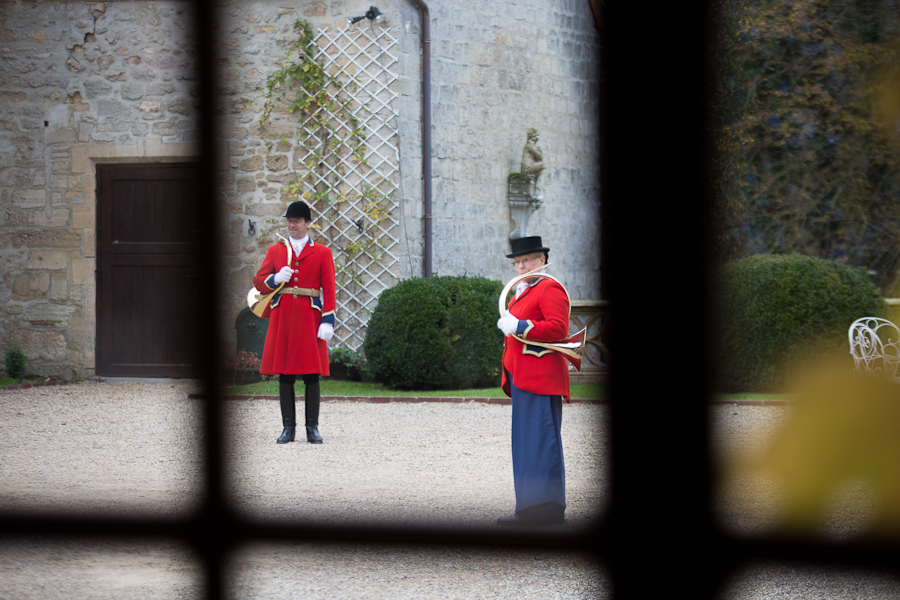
515, 281, 529, 299
289, 235, 308, 257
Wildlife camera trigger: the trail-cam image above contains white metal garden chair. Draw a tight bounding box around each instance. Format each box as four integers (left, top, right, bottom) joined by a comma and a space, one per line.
848, 317, 900, 382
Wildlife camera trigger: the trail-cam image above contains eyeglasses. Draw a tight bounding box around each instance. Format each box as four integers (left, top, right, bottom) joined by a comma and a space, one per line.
512, 257, 540, 267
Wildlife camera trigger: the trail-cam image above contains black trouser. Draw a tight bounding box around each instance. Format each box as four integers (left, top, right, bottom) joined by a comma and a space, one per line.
278, 374, 320, 428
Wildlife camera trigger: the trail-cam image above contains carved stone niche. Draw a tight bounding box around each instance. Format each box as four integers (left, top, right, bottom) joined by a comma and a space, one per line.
508, 174, 543, 239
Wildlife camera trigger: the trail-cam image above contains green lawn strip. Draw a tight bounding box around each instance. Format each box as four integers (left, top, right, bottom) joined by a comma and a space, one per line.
0, 376, 49, 387
0, 376, 779, 402
713, 392, 788, 402
225, 379, 607, 399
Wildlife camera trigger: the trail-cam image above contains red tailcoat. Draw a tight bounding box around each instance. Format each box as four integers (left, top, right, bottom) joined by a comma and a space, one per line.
254, 237, 336, 375
501, 278, 571, 401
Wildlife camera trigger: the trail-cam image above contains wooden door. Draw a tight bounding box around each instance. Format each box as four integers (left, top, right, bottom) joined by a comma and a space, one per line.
96, 163, 202, 378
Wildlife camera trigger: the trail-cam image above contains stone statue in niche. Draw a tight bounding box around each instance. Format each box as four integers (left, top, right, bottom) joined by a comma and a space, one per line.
520, 128, 545, 178
508, 128, 545, 239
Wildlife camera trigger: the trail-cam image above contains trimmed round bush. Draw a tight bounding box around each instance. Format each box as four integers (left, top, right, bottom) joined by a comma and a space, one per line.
715, 254, 890, 392
364, 275, 505, 390
4, 346, 26, 380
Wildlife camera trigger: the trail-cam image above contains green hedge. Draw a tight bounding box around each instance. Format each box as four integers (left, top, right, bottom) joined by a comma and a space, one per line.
715, 254, 890, 392
4, 346, 26, 381
364, 275, 504, 390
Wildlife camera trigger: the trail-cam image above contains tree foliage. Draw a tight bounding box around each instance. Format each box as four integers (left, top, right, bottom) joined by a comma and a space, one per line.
712, 0, 900, 294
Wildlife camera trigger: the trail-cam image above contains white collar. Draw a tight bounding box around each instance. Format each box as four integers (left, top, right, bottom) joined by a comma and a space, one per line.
515, 277, 543, 298
289, 235, 309, 254
515, 281, 529, 299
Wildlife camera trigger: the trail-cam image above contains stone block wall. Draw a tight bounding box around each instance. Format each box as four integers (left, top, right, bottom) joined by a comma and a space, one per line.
1, 0, 600, 375
415, 0, 601, 300
0, 1, 200, 378
214, 0, 408, 354
217, 0, 600, 353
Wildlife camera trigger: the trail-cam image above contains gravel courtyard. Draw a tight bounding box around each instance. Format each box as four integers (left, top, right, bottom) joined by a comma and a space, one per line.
0, 380, 898, 598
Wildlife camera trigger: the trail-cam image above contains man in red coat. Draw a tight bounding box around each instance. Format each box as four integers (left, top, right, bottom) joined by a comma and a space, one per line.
254, 201, 336, 444
496, 236, 569, 526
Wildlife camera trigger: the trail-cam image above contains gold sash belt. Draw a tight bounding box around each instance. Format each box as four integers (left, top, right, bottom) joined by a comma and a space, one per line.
278, 287, 320, 298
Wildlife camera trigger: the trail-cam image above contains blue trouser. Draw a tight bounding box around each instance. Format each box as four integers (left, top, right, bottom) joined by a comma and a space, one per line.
510, 378, 566, 512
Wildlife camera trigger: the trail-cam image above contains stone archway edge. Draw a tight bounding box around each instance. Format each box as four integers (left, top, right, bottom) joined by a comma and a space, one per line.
71, 141, 227, 174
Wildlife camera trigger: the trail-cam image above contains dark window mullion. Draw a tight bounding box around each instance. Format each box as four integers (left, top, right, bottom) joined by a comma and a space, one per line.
601, 1, 727, 597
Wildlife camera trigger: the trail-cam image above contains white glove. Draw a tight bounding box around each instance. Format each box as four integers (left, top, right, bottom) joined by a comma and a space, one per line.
273, 266, 293, 284
317, 322, 334, 342
497, 312, 520, 336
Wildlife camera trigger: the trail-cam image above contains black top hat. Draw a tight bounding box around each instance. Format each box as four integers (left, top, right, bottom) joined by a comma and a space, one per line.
506, 236, 550, 258
284, 201, 312, 221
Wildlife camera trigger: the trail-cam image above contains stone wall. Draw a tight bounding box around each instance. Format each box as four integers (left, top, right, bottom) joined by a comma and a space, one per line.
414, 0, 601, 299
214, 0, 409, 354
217, 0, 601, 352
0, 1, 200, 378
0, 0, 601, 376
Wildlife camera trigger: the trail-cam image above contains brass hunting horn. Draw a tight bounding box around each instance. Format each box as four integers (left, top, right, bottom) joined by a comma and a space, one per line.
246, 234, 292, 318
499, 263, 586, 371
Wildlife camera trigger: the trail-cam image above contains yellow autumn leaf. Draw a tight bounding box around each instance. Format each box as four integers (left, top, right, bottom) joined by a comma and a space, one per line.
871, 60, 900, 130
726, 357, 900, 536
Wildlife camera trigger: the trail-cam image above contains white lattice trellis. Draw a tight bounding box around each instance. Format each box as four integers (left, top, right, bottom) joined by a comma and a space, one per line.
296, 26, 401, 351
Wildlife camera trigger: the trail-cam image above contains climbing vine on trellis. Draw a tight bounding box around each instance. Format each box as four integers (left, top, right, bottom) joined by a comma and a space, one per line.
250, 19, 402, 351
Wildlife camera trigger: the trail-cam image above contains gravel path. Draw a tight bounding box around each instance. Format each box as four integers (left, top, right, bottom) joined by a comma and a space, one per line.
0, 382, 897, 598
0, 381, 606, 599
710, 406, 900, 598
711, 405, 883, 540
223, 397, 605, 528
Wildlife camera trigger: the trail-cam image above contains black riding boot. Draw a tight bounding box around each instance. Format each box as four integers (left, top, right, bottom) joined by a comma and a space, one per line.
303, 374, 323, 444
276, 374, 296, 444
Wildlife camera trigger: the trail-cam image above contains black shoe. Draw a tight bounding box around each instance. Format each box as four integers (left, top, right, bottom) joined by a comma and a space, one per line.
276, 427, 295, 444
497, 502, 565, 526
306, 425, 323, 444
497, 514, 525, 526
535, 502, 566, 525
